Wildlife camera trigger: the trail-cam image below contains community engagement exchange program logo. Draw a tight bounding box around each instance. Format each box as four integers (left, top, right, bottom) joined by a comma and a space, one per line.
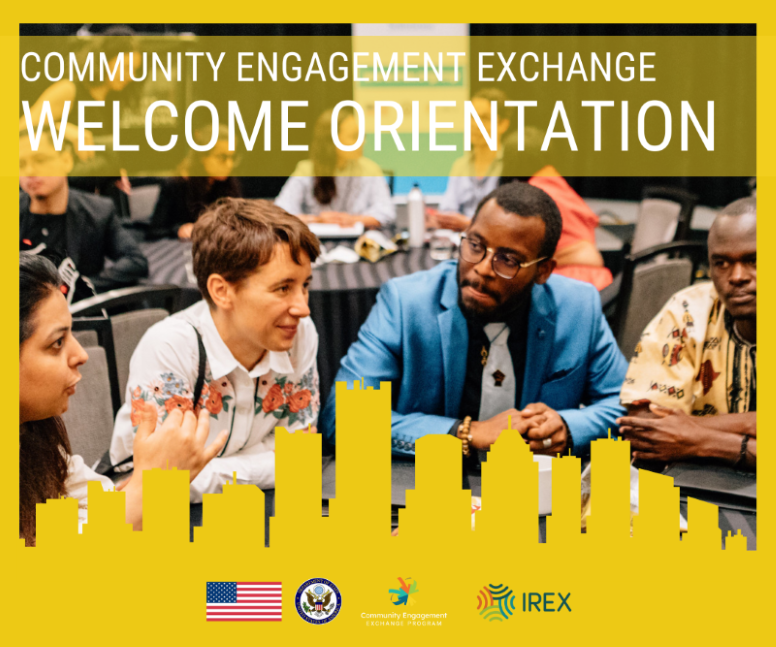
389, 577, 419, 606
295, 578, 342, 624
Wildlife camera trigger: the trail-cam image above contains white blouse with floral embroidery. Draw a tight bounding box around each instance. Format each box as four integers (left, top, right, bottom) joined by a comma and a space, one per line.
109, 301, 320, 503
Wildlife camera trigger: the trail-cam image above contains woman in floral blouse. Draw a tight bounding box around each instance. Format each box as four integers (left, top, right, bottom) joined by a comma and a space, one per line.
110, 198, 322, 503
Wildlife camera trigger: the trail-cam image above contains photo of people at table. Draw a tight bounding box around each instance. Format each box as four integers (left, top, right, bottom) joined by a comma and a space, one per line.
19, 23, 756, 548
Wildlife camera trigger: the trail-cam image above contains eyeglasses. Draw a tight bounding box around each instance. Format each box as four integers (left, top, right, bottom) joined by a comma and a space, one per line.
459, 234, 547, 279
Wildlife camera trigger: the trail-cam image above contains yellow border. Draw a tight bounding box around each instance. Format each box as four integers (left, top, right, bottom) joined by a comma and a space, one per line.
2, 4, 774, 642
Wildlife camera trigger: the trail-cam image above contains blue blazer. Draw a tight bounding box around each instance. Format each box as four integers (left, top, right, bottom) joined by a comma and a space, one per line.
319, 261, 627, 454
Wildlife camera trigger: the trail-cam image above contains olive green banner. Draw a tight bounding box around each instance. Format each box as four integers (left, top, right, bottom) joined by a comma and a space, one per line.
19, 35, 755, 177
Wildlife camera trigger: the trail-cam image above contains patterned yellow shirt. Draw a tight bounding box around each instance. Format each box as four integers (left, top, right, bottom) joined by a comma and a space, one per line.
620, 281, 756, 415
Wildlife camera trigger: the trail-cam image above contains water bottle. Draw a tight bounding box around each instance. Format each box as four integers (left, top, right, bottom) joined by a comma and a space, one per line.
407, 183, 425, 248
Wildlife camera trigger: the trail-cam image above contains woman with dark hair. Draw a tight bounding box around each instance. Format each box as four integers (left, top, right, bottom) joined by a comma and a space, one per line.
19, 253, 227, 546
147, 124, 243, 240
275, 107, 395, 229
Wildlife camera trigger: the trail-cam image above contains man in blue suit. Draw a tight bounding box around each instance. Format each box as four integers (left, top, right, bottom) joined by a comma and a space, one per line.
320, 181, 627, 456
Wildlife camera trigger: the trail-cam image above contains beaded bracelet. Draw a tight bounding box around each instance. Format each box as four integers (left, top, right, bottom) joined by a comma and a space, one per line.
458, 416, 473, 457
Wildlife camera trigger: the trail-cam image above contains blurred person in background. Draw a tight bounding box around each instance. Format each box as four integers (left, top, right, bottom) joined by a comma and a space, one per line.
275, 106, 395, 229
20, 25, 144, 196
499, 127, 612, 290
429, 88, 511, 231
147, 124, 243, 240
19, 129, 148, 298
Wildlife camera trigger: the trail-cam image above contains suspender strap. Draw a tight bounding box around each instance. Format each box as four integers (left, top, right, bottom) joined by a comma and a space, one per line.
191, 324, 207, 410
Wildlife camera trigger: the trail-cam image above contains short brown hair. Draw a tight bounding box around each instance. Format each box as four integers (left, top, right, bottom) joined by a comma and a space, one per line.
192, 198, 320, 306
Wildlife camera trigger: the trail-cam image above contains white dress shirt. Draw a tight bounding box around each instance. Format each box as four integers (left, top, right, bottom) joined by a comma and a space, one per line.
109, 301, 320, 502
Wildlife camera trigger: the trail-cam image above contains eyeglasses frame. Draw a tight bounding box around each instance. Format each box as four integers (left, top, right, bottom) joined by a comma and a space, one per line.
459, 233, 548, 279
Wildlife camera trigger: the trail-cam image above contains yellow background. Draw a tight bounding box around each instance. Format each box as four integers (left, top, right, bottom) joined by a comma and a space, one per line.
2, 4, 774, 645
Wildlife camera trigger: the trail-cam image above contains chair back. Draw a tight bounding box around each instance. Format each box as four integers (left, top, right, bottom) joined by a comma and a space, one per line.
179, 287, 203, 311
617, 260, 694, 358
630, 186, 698, 254
73, 329, 98, 348
112, 309, 169, 399
70, 285, 182, 317
61, 346, 116, 468
71, 316, 122, 415
612, 241, 708, 359
128, 184, 162, 222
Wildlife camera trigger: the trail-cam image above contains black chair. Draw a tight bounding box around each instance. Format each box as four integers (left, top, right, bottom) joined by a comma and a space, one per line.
179, 286, 204, 311
70, 284, 183, 317
605, 241, 708, 359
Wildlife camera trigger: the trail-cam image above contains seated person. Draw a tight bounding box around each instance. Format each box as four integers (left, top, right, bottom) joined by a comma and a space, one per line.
430, 88, 510, 231
275, 106, 395, 229
19, 129, 149, 296
320, 182, 628, 456
110, 198, 321, 502
618, 197, 756, 471
19, 253, 226, 546
147, 125, 243, 240
19, 26, 143, 167
21, 27, 140, 227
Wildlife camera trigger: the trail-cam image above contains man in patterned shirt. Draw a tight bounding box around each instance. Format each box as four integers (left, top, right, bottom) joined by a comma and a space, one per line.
618, 197, 756, 471
110, 198, 322, 502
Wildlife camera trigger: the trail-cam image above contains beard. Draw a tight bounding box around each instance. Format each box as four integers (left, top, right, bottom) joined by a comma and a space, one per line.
457, 267, 532, 325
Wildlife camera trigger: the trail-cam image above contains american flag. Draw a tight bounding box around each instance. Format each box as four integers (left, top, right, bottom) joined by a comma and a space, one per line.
206, 582, 282, 621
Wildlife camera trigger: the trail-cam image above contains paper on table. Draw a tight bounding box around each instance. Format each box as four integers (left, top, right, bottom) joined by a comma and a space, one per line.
319, 245, 361, 264
309, 222, 365, 238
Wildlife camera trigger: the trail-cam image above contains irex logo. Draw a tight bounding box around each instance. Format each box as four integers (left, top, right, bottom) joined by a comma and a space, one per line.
521, 592, 572, 612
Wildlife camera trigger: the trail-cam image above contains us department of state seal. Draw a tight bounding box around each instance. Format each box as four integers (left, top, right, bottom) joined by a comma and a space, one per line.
295, 578, 342, 624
